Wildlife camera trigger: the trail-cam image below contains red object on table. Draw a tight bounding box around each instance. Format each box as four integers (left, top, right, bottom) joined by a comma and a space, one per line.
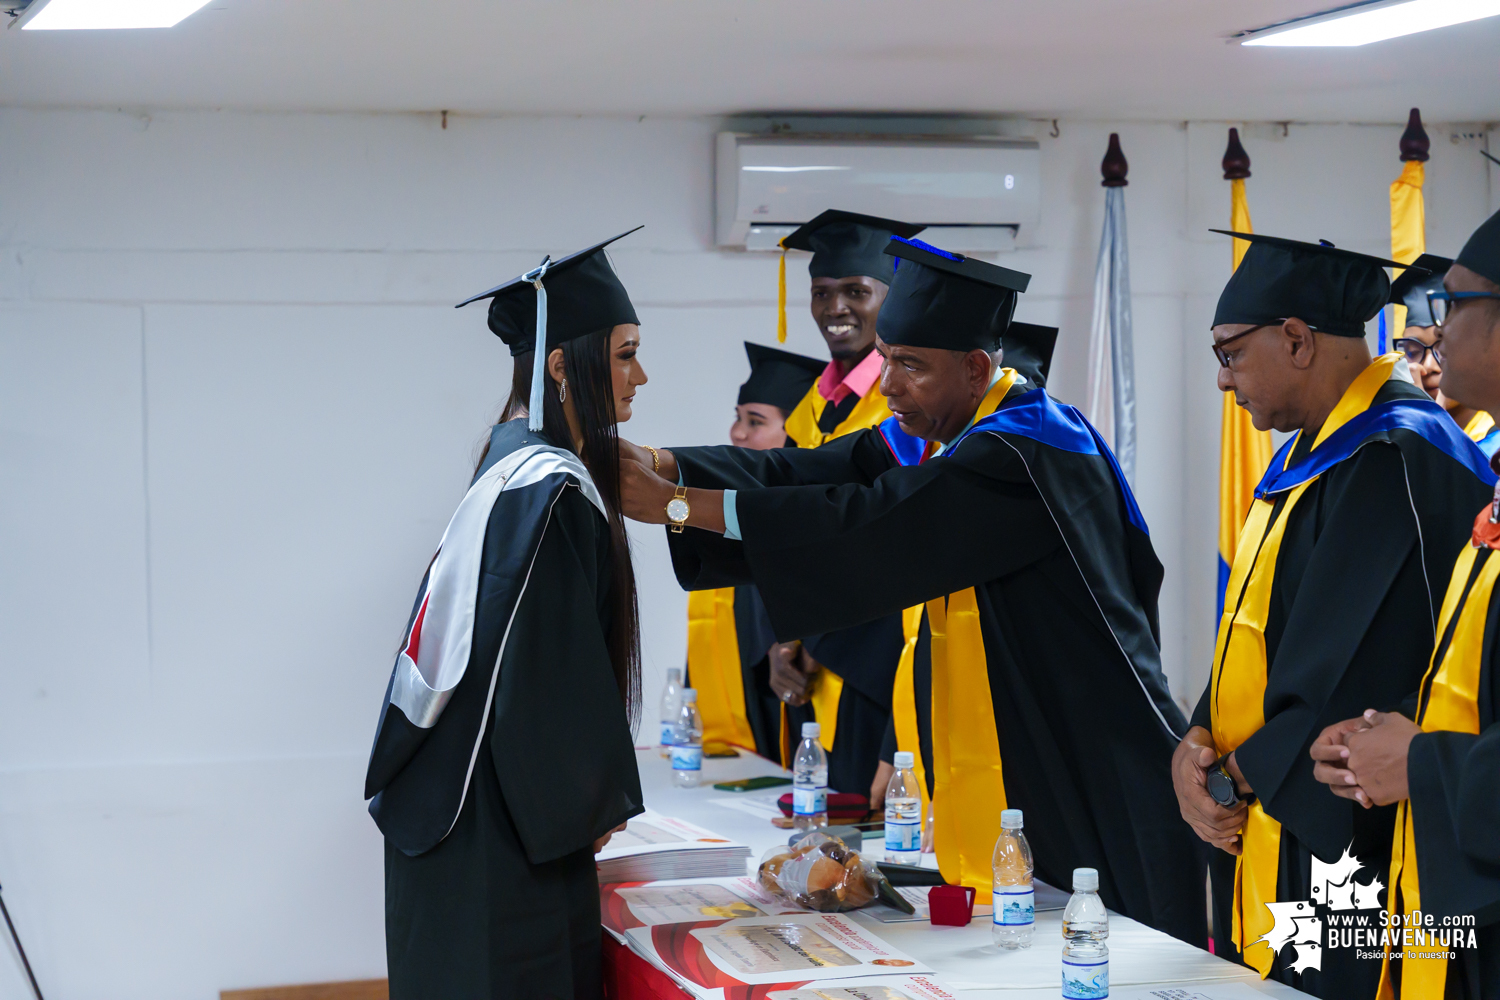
775, 792, 870, 822
928, 884, 977, 926
602, 934, 694, 1000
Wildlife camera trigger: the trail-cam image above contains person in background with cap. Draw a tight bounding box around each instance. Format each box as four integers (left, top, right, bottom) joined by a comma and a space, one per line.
1174, 232, 1493, 998
760, 210, 926, 805
1310, 209, 1500, 1000
365, 230, 649, 1000
1392, 253, 1500, 457
618, 235, 1206, 946
684, 342, 825, 760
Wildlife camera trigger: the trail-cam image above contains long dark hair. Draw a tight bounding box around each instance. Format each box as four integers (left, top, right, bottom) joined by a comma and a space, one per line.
488, 330, 642, 729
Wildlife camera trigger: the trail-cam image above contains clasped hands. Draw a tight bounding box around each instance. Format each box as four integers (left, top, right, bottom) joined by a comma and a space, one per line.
1309, 709, 1421, 808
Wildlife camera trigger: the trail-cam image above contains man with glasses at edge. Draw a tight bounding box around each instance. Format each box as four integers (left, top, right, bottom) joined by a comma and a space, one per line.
1392, 253, 1500, 457
1173, 231, 1494, 998
1308, 208, 1500, 1000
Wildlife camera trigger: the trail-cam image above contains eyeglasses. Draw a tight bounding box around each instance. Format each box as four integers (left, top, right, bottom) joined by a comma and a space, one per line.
1428, 290, 1500, 330
1392, 337, 1438, 366
1212, 322, 1280, 369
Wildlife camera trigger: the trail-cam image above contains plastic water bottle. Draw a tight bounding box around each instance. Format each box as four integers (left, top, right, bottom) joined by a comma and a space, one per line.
792, 722, 828, 830
1061, 867, 1109, 999
658, 667, 684, 757
991, 808, 1034, 949
670, 689, 703, 788
884, 751, 922, 864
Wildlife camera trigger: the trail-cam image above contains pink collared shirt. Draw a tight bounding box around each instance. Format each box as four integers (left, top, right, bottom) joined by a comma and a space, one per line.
816, 349, 883, 406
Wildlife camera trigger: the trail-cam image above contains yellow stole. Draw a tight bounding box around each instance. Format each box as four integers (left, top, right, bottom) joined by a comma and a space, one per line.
1377, 544, 1495, 1000
889, 371, 1018, 901
685, 589, 757, 750
783, 375, 891, 451
1211, 354, 1401, 976
1463, 410, 1496, 445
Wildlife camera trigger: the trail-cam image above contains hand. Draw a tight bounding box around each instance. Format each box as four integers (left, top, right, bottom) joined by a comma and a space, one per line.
619, 458, 675, 524
1172, 726, 1249, 854
869, 760, 895, 819
618, 438, 678, 483
1345, 710, 1421, 807
1310, 716, 1374, 806
593, 821, 629, 854
769, 642, 819, 706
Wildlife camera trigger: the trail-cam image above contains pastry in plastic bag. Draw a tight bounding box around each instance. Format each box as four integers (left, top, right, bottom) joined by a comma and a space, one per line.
757, 831, 915, 914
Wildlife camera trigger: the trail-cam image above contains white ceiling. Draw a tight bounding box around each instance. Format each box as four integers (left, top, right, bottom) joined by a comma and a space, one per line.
1, 0, 1496, 122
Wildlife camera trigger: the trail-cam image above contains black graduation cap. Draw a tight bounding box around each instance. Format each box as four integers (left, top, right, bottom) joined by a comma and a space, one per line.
456, 226, 642, 357
1457, 207, 1500, 288
1389, 253, 1453, 329
1210, 230, 1423, 338
1004, 321, 1059, 388
782, 209, 927, 284
876, 236, 1032, 352
737, 342, 825, 414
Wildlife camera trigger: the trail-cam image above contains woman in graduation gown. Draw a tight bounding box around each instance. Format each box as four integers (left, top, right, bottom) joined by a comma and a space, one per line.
364, 230, 648, 1000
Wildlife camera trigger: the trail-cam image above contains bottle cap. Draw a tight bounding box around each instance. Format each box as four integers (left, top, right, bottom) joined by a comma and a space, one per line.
1073, 867, 1099, 892
1001, 808, 1024, 829
801, 722, 821, 738
667, 667, 682, 681
893, 751, 915, 769
682, 688, 697, 703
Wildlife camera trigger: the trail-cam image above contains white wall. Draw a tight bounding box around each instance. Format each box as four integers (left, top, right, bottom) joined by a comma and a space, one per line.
0, 108, 1491, 999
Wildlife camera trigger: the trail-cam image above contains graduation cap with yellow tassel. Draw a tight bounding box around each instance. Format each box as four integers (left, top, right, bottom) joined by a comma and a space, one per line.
775, 209, 926, 343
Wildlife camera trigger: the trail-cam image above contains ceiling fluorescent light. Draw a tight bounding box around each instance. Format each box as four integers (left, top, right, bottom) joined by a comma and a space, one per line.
21, 0, 213, 29
1240, 0, 1500, 45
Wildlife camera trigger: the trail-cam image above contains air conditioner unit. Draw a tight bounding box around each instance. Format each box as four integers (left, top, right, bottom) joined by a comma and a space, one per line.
715, 132, 1041, 253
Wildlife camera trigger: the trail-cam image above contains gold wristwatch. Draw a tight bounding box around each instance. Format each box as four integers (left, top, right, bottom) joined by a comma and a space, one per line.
666, 486, 691, 533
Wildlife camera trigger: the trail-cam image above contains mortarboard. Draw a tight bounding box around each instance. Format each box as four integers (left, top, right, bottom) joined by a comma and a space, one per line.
1004, 321, 1059, 388
1456, 207, 1500, 288
774, 209, 924, 343
737, 342, 826, 414
1389, 253, 1453, 330
1211, 230, 1423, 337
876, 236, 1032, 352
457, 226, 642, 430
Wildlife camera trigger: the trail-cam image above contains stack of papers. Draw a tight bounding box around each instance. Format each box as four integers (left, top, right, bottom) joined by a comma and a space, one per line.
599, 876, 805, 941
595, 809, 752, 883
622, 910, 955, 1000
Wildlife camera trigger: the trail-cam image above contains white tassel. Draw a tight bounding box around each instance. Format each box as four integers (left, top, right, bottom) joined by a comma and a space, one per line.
524, 257, 553, 432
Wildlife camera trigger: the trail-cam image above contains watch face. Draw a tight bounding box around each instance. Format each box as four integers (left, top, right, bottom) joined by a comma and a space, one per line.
1206, 767, 1238, 808
666, 497, 691, 523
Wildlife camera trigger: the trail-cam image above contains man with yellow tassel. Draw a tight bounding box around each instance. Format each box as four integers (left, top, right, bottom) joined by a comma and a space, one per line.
1311, 208, 1500, 999
1173, 231, 1493, 998
618, 234, 1207, 945
757, 209, 927, 807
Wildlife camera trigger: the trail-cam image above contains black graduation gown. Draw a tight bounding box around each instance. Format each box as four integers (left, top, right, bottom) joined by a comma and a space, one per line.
665, 386, 1208, 946
369, 421, 642, 1000
1403, 547, 1500, 999
1189, 379, 1493, 997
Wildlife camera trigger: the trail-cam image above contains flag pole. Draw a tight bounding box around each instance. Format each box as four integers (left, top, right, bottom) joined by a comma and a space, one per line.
1389, 109, 1429, 348
1217, 128, 1273, 617
0, 881, 46, 1000
1086, 132, 1136, 482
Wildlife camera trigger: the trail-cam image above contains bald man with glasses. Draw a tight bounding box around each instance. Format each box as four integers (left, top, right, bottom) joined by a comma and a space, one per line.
1175, 232, 1494, 999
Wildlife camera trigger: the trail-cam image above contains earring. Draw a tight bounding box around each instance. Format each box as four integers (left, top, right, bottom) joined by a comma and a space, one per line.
558, 378, 567, 404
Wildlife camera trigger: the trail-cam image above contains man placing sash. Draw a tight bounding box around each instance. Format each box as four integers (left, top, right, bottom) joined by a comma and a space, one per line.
1173, 233, 1494, 998
1311, 209, 1500, 999
619, 235, 1206, 944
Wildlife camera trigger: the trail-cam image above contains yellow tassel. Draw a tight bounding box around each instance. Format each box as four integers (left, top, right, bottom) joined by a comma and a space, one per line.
777, 242, 788, 343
